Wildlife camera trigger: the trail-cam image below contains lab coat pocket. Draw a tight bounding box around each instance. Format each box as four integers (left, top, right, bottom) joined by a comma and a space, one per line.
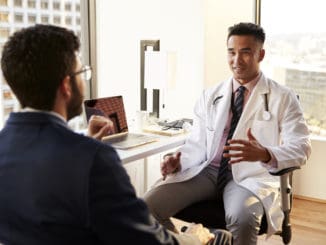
251, 120, 279, 146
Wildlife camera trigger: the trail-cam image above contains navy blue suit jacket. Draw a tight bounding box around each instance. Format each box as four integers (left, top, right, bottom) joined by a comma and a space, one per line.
0, 112, 178, 245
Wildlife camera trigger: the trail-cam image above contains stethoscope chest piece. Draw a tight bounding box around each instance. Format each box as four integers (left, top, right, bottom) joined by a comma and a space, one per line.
262, 93, 271, 121
263, 110, 271, 121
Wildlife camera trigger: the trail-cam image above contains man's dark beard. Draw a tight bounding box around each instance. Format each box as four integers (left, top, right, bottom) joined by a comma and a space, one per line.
67, 76, 84, 121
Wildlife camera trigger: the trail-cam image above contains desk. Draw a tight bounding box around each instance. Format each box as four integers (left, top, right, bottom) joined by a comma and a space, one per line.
116, 133, 187, 192
116, 133, 187, 164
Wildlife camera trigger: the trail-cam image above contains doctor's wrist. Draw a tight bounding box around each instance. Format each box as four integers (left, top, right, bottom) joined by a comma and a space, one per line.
262, 148, 272, 163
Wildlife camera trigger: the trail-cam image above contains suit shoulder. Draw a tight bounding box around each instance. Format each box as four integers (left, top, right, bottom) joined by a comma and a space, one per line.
54, 125, 117, 155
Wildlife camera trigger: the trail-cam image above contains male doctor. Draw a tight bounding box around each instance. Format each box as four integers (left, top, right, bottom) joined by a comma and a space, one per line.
144, 22, 311, 245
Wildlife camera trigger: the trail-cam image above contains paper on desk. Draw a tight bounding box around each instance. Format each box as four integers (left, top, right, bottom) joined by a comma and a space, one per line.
143, 125, 184, 136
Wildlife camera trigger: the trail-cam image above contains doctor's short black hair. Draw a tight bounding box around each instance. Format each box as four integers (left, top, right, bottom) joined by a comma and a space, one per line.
227, 22, 265, 44
1, 24, 80, 110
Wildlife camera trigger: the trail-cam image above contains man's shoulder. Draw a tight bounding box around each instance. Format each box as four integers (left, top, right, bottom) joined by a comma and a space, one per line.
54, 125, 117, 156
265, 76, 294, 95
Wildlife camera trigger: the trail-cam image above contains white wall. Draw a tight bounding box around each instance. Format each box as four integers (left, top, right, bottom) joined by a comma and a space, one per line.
96, 0, 204, 121
204, 0, 256, 87
293, 138, 326, 200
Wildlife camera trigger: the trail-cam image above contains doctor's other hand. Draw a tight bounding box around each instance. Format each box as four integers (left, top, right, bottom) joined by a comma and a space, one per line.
185, 223, 215, 245
223, 128, 271, 164
87, 115, 114, 140
161, 152, 181, 180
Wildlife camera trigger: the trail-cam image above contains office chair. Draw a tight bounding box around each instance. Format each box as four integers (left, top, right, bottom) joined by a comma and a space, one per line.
174, 166, 300, 245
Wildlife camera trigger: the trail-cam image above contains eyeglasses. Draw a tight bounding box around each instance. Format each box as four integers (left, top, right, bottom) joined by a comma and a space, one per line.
70, 65, 92, 81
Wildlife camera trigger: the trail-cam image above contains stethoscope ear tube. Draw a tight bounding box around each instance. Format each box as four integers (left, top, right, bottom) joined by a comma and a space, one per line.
263, 93, 271, 120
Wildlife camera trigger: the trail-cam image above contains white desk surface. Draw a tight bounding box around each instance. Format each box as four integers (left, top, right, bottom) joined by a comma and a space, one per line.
116, 133, 188, 164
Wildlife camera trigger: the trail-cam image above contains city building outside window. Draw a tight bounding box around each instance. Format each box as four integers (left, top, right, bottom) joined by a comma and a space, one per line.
260, 0, 326, 137
0, 0, 87, 130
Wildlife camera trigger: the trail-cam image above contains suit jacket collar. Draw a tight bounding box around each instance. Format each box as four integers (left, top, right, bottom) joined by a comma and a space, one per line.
7, 112, 68, 129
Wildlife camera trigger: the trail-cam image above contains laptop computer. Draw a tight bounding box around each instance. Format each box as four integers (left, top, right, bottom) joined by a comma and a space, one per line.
84, 96, 158, 149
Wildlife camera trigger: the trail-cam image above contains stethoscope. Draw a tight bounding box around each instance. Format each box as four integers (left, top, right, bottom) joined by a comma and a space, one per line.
212, 93, 271, 121
262, 93, 271, 121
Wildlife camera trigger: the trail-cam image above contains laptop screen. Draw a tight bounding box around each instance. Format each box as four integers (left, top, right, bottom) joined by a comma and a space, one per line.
84, 96, 128, 134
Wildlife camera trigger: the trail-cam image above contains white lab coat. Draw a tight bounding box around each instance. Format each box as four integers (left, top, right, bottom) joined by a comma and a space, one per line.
156, 73, 311, 237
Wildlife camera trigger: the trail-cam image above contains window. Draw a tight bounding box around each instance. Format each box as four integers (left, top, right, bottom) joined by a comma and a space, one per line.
260, 0, 326, 137
0, 0, 90, 130
65, 3, 71, 11
13, 0, 22, 7
53, 16, 61, 25
0, 12, 9, 22
53, 1, 60, 10
0, 0, 8, 6
41, 15, 49, 24
28, 0, 36, 8
40, 0, 48, 9
65, 16, 72, 25
0, 28, 9, 39
14, 13, 24, 23
28, 14, 36, 24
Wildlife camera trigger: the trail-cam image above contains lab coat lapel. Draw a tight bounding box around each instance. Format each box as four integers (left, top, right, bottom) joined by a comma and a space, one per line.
212, 79, 233, 132
234, 74, 270, 137
206, 79, 232, 161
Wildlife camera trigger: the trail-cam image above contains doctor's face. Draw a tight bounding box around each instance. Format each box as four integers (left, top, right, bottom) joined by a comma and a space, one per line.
227, 35, 265, 84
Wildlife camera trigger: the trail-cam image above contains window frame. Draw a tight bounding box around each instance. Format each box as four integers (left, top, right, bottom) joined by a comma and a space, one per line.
0, 0, 92, 129
256, 0, 326, 138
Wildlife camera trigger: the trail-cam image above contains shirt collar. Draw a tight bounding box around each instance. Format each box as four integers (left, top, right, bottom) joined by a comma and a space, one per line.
20, 107, 66, 123
232, 72, 261, 93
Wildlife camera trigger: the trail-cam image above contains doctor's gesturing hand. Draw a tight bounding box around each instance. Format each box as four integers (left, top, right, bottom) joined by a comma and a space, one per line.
223, 128, 272, 164
161, 152, 182, 180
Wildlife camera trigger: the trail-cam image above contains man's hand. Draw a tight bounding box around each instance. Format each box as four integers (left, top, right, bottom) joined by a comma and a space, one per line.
223, 128, 271, 164
87, 115, 114, 140
161, 152, 182, 180
185, 223, 215, 245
